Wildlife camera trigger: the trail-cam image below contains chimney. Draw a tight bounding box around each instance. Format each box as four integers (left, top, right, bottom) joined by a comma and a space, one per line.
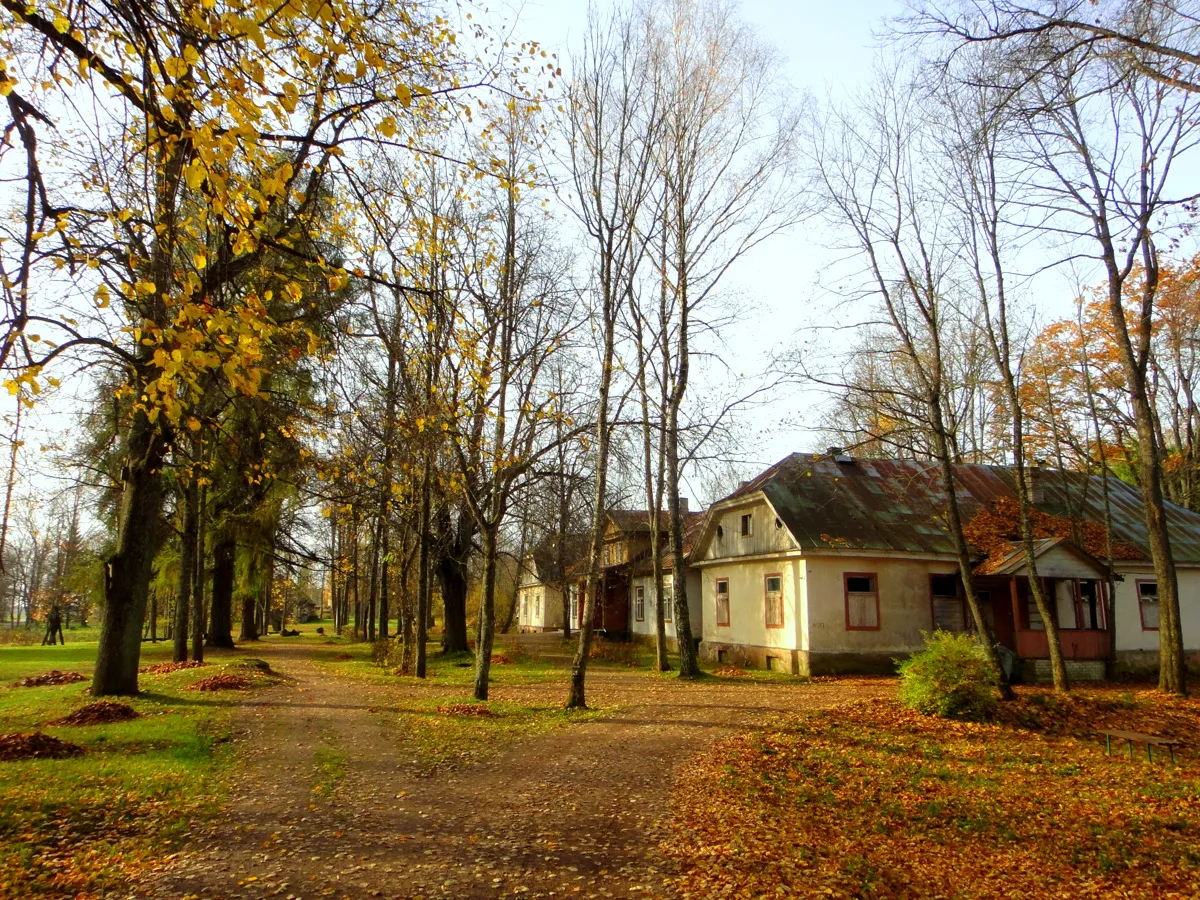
829, 446, 854, 464
680, 497, 689, 513
827, 446, 842, 457
1024, 460, 1045, 505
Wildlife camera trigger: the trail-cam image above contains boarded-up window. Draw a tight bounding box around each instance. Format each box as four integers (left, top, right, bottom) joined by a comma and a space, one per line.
1139, 581, 1159, 631
930, 575, 964, 632
845, 574, 879, 630
1025, 595, 1045, 631
765, 574, 784, 627
716, 579, 730, 626
634, 586, 645, 622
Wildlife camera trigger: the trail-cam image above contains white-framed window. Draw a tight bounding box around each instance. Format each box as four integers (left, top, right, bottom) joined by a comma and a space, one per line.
569, 585, 579, 622
634, 586, 645, 622
521, 593, 528, 620
716, 578, 730, 626
534, 590, 541, 616
663, 579, 673, 623
1138, 580, 1159, 631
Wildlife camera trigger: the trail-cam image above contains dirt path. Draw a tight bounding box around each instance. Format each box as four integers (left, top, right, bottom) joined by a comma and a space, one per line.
137, 642, 892, 900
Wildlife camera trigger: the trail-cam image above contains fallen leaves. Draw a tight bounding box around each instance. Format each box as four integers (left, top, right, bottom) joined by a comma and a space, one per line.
140, 660, 207, 675
436, 703, 497, 718
665, 688, 1200, 899
0, 732, 85, 761
12, 670, 88, 687
49, 701, 140, 727
187, 674, 253, 692
711, 665, 750, 678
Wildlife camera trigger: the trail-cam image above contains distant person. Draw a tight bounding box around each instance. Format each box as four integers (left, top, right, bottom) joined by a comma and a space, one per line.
42, 605, 65, 646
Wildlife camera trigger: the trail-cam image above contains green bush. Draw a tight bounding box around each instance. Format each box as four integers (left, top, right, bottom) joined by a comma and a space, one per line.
898, 631, 998, 721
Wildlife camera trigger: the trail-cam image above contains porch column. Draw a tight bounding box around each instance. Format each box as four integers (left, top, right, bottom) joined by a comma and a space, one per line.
1009, 577, 1021, 632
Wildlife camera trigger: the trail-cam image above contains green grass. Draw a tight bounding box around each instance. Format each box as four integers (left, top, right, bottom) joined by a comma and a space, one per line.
0, 639, 255, 898
311, 736, 347, 799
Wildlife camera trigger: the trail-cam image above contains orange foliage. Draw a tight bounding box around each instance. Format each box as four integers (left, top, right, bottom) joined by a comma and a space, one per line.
667, 690, 1200, 899
964, 496, 1143, 573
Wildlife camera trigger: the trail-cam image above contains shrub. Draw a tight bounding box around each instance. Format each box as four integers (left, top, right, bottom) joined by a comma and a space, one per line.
898, 631, 998, 721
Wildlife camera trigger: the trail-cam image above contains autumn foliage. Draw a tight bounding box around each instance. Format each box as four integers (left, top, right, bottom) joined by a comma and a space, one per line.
48, 702, 140, 727
667, 691, 1200, 899
0, 732, 85, 762
964, 496, 1143, 573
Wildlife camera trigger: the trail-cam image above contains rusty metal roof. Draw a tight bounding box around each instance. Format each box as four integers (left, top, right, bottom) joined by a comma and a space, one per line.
726, 453, 1200, 565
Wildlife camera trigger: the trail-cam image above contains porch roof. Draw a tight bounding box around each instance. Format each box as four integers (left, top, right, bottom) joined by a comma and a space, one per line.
975, 538, 1110, 578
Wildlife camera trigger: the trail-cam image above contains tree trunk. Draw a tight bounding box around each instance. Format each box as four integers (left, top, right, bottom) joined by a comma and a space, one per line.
207, 535, 236, 648
416, 455, 432, 677
192, 480, 206, 663
173, 479, 197, 662
92, 410, 169, 696
238, 545, 260, 642
931, 409, 1014, 700
473, 525, 500, 701
438, 554, 470, 653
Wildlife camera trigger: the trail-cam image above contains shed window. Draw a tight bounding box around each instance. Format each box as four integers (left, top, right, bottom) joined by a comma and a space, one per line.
844, 573, 879, 630
765, 574, 784, 628
740, 514, 753, 537
1138, 581, 1159, 631
634, 586, 645, 622
716, 578, 730, 627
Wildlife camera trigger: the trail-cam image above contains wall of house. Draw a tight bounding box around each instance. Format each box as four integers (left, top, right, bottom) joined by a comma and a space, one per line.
516, 583, 563, 632
799, 555, 962, 673
1109, 564, 1200, 655
700, 498, 797, 561
699, 557, 804, 652
629, 569, 703, 641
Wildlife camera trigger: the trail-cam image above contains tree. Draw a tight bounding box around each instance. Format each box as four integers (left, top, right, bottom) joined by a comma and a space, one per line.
806, 66, 1015, 699
563, 4, 661, 709
641, 0, 803, 678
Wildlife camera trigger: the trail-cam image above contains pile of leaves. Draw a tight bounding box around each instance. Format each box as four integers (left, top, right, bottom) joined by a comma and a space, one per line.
712, 665, 750, 678
333, 652, 353, 661
588, 641, 642, 667
666, 691, 1200, 899
489, 653, 514, 665
185, 674, 253, 692
436, 703, 497, 718
48, 702, 140, 727
139, 660, 206, 675
0, 732, 85, 761
12, 670, 88, 688
966, 496, 1143, 573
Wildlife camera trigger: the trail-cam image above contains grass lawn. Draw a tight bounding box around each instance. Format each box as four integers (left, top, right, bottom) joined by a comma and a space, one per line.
0, 639, 261, 899
667, 685, 1200, 899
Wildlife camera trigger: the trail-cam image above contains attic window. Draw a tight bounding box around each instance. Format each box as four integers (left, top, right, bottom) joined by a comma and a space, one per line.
740, 514, 753, 537
775, 517, 783, 529
717, 525, 724, 539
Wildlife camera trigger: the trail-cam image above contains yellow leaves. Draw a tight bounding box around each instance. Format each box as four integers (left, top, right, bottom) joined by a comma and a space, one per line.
186, 417, 202, 432
396, 84, 412, 107
185, 161, 206, 191
379, 116, 397, 139
52, 13, 69, 33
193, 251, 207, 270
94, 285, 111, 308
